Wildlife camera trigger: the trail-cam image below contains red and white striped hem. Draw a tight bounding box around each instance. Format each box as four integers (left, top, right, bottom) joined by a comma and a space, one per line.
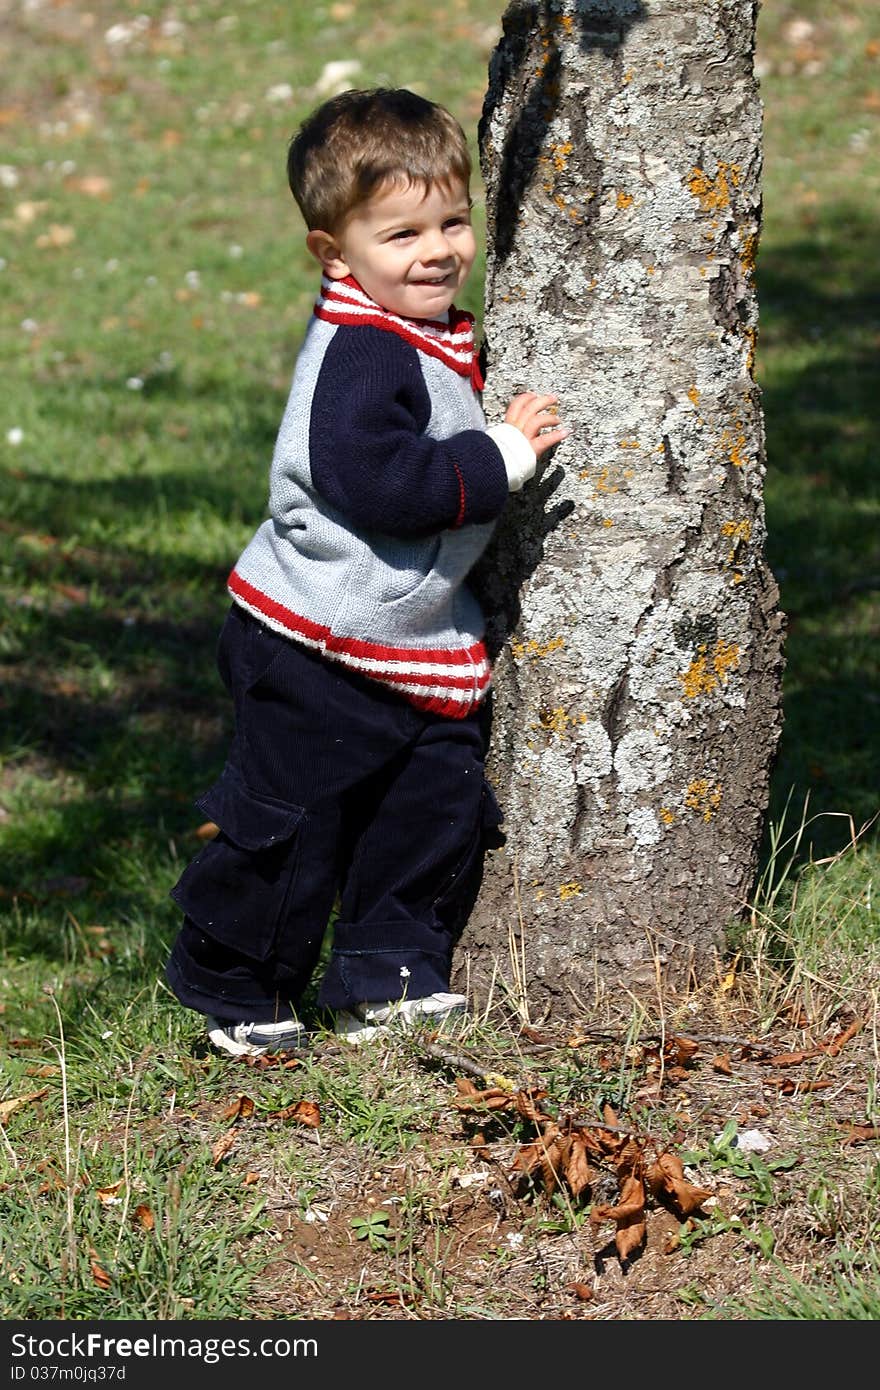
228, 570, 491, 718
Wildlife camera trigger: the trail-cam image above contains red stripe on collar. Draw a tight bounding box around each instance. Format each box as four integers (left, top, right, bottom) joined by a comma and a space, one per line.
314, 275, 482, 384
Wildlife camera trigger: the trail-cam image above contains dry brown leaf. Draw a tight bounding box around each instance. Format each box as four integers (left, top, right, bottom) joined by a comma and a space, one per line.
839, 1124, 880, 1146
563, 1134, 592, 1198
243, 1171, 261, 1186
65, 175, 112, 198
222, 1095, 255, 1122
646, 1152, 713, 1217
452, 1085, 514, 1112
602, 1102, 620, 1128
95, 1182, 124, 1207
211, 1128, 238, 1165
614, 1208, 646, 1262
14, 201, 48, 225
773, 1077, 833, 1095
455, 1077, 480, 1096
668, 1035, 699, 1065
0, 1088, 49, 1123
539, 1139, 564, 1195
519, 1024, 549, 1043
35, 224, 76, 249
765, 1048, 822, 1066
25, 1064, 61, 1078
591, 1170, 647, 1261
89, 1251, 111, 1290
266, 1099, 321, 1127
712, 1053, 733, 1075
823, 1018, 863, 1056
513, 1125, 561, 1192
592, 1171, 645, 1225
470, 1131, 490, 1161
514, 1086, 552, 1123
133, 1204, 155, 1231
567, 1282, 594, 1301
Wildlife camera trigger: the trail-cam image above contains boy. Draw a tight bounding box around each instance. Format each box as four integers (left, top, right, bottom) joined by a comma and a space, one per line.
165, 87, 568, 1055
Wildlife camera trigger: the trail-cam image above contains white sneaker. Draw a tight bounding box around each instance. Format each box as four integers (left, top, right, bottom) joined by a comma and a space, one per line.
206, 1016, 307, 1057
334, 992, 467, 1045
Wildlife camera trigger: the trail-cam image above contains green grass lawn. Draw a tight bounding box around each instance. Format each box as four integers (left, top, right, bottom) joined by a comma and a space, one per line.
0, 0, 878, 1323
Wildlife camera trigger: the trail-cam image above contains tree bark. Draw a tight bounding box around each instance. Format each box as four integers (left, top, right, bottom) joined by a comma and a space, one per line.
455, 0, 786, 1020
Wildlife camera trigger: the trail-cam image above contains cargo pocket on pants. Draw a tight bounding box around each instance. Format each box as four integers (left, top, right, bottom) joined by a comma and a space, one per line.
433, 779, 506, 938
170, 763, 305, 962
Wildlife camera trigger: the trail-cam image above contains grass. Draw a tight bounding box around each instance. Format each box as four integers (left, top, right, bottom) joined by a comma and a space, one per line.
1, 0, 878, 1324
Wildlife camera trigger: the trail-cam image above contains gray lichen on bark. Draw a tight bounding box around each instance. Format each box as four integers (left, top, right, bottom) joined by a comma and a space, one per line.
456, 0, 786, 1017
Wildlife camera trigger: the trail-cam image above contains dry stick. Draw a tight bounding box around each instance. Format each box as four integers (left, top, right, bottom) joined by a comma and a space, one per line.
115, 1047, 153, 1261
419, 1027, 778, 1091
562, 1026, 779, 1053
419, 1040, 496, 1083
509, 853, 530, 1026
46, 989, 77, 1289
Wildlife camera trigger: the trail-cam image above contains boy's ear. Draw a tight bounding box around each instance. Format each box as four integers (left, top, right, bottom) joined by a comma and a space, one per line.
306, 229, 350, 280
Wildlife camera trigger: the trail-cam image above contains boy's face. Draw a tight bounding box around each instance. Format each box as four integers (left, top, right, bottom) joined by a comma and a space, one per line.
307, 177, 476, 320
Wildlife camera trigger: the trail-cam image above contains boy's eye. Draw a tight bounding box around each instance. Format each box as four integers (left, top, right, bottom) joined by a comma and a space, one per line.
390, 229, 416, 240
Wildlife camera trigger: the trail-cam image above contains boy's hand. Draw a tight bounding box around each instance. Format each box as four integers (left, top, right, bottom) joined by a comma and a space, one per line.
504, 392, 570, 459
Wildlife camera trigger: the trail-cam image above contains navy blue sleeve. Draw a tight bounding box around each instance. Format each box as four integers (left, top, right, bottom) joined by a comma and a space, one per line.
308, 325, 509, 537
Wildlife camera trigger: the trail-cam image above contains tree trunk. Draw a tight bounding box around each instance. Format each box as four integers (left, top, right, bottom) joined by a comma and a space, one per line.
455, 0, 786, 1021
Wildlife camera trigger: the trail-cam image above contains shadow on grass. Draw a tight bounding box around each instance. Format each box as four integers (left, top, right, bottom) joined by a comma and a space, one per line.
756, 206, 879, 855
1, 213, 877, 976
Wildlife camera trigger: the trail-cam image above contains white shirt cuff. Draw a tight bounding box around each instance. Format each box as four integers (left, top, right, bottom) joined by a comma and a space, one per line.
486, 422, 537, 492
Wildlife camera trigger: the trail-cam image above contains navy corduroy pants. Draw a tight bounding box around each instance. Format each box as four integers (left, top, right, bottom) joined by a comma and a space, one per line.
165, 605, 503, 1022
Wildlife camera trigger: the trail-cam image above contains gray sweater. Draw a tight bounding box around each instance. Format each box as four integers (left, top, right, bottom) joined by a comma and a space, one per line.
229, 276, 532, 718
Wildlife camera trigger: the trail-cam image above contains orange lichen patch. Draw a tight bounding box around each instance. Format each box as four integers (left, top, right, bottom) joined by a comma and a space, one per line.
534, 26, 555, 79
623, 70, 633, 83
659, 807, 675, 825
616, 190, 634, 210
619, 438, 640, 449
591, 467, 619, 495
688, 163, 741, 213
602, 518, 614, 528
739, 231, 758, 275
685, 779, 723, 822
721, 518, 752, 565
678, 640, 741, 699
713, 638, 740, 682
646, 264, 655, 275
559, 881, 583, 901
687, 386, 700, 408
536, 708, 589, 737
743, 326, 756, 374
718, 421, 748, 469
511, 635, 566, 661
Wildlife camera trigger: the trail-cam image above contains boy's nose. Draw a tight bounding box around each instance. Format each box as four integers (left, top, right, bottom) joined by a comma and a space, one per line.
421, 227, 454, 262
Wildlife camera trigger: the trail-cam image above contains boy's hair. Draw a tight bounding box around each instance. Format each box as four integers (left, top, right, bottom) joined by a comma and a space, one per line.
287, 87, 471, 233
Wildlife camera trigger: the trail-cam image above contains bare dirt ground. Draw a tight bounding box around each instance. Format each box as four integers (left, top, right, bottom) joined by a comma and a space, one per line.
185, 989, 878, 1321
